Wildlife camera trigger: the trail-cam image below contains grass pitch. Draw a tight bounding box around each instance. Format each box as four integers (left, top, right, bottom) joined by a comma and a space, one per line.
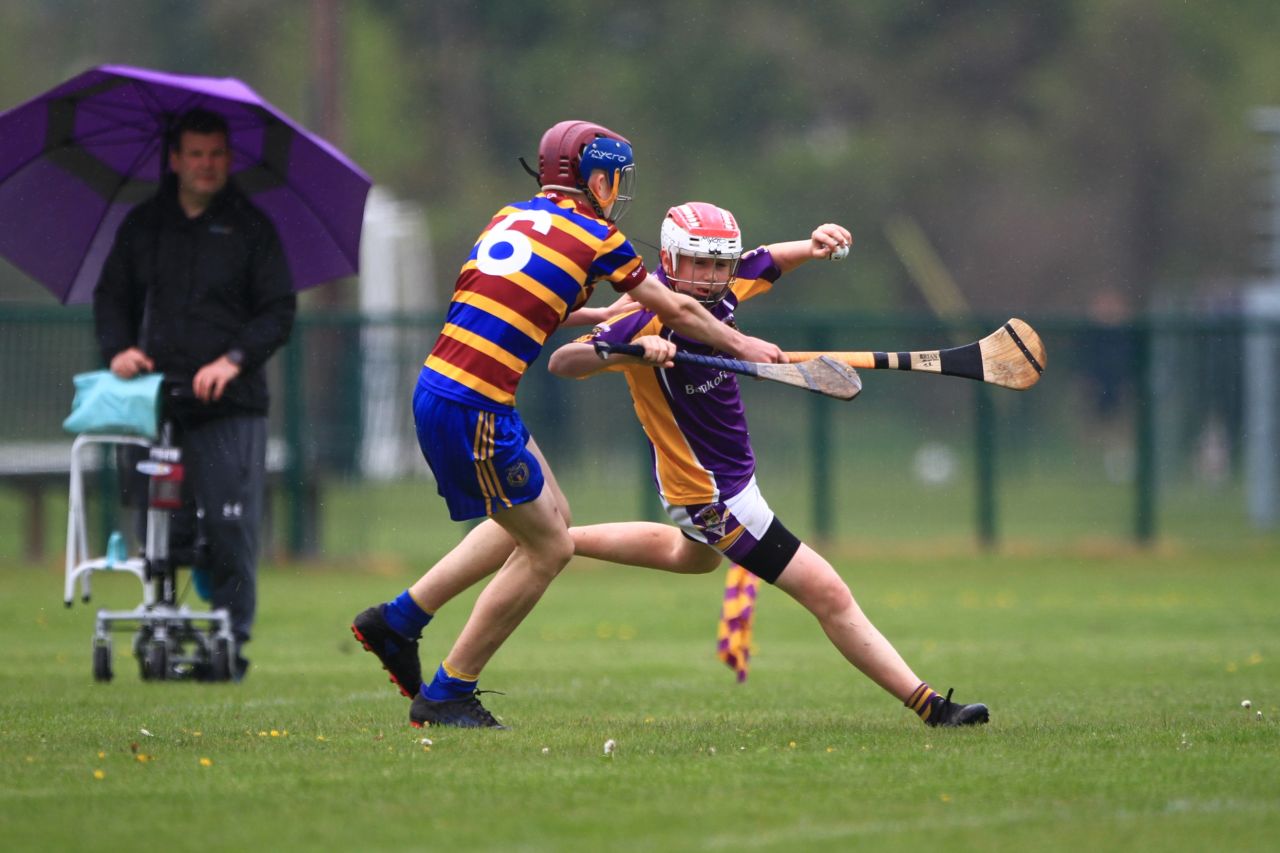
2, 544, 1277, 851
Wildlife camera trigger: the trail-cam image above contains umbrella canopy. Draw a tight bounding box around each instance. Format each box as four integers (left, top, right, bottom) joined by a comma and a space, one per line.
0, 65, 372, 304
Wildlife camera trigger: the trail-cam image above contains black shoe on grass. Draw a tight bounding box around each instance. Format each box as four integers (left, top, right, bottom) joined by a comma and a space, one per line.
351, 605, 422, 698
925, 688, 990, 727
410, 691, 507, 729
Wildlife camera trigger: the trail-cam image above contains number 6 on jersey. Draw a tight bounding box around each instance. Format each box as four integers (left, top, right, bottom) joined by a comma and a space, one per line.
475, 210, 554, 276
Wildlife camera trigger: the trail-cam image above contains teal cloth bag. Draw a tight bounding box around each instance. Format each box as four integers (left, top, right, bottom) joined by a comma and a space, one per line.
62, 371, 164, 439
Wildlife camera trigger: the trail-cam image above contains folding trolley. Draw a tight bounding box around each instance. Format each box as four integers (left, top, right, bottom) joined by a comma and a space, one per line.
63, 380, 237, 682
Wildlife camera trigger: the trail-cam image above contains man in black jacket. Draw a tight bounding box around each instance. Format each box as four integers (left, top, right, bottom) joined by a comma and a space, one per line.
93, 108, 296, 678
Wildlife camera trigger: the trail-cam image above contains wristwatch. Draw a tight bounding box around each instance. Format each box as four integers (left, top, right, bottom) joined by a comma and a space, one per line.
225, 348, 245, 368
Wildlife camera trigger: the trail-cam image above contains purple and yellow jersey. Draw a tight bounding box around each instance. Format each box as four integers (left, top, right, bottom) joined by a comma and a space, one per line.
580, 247, 783, 505
423, 192, 647, 412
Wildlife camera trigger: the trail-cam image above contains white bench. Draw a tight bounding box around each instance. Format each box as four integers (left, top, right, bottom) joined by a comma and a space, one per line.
0, 438, 288, 562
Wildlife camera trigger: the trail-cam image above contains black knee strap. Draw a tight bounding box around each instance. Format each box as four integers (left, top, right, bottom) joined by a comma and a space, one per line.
738, 516, 801, 584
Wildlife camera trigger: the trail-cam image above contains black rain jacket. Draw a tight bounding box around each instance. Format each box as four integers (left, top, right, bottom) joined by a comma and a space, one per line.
93, 176, 296, 422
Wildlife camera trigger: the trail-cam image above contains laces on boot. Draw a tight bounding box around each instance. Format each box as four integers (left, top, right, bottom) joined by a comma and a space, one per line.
460, 689, 505, 726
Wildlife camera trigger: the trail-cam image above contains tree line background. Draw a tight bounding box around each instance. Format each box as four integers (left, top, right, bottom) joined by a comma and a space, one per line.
3, 0, 1280, 318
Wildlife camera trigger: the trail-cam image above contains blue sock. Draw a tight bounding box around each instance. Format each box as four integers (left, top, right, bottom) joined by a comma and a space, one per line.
423, 662, 477, 702
383, 590, 432, 639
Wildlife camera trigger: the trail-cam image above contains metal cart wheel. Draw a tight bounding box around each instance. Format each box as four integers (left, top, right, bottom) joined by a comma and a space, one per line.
93, 641, 113, 682
210, 637, 233, 682
142, 640, 169, 680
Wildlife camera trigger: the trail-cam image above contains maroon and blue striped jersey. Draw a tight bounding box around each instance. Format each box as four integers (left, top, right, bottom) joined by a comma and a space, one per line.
423, 192, 646, 411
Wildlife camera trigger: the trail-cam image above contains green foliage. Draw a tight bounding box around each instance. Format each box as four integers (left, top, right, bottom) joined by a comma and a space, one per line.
2, 548, 1278, 850
6, 1, 1280, 309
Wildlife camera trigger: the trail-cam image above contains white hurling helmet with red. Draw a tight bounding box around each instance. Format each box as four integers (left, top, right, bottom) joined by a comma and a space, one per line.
659, 202, 743, 305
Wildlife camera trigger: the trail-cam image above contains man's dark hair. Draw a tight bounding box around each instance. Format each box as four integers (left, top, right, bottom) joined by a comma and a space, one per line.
169, 108, 229, 151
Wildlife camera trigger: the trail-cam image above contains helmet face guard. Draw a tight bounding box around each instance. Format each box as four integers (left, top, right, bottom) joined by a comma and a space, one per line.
537, 121, 635, 222
660, 202, 743, 305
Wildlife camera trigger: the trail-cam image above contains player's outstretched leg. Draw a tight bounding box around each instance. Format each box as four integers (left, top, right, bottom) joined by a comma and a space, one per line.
570, 522, 722, 574
351, 520, 519, 698
354, 438, 571, 701
773, 543, 989, 728
411, 488, 574, 729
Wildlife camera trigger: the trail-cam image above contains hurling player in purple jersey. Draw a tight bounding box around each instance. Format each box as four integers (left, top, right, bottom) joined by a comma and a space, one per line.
351, 126, 784, 729
547, 202, 989, 728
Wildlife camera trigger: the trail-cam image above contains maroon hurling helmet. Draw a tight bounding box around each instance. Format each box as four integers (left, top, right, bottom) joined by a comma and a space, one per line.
536, 120, 632, 190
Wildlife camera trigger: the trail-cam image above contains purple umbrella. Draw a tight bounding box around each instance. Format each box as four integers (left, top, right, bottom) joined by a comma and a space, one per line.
0, 64, 372, 304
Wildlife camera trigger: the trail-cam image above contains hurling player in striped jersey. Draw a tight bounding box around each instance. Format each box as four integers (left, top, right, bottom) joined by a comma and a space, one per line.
352, 123, 784, 729
547, 202, 989, 728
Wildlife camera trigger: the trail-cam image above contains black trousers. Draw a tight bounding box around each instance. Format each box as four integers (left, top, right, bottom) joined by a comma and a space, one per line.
125, 415, 267, 644
182, 415, 267, 644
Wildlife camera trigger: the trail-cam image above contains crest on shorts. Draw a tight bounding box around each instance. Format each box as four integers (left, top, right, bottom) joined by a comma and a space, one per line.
694, 504, 730, 539
505, 461, 530, 488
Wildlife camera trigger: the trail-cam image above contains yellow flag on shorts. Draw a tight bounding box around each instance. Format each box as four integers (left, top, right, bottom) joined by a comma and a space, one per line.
716, 564, 759, 682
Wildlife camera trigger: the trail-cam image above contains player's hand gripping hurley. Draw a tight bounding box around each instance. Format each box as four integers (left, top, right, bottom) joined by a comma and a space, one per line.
593, 340, 863, 401
784, 318, 1047, 391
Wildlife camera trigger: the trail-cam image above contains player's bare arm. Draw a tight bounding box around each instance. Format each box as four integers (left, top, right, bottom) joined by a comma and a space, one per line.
562, 305, 615, 327
548, 334, 675, 378
768, 223, 852, 274
628, 276, 785, 363
598, 292, 635, 315
563, 291, 640, 327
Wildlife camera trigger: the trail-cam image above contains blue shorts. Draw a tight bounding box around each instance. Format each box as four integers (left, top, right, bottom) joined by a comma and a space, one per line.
413, 383, 545, 522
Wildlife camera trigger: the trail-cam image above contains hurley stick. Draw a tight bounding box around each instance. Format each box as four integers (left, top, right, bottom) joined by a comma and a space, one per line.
594, 341, 863, 401
784, 318, 1046, 391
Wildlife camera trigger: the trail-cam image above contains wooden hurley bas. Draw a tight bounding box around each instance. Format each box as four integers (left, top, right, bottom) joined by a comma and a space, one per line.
785, 318, 1047, 391
594, 342, 864, 401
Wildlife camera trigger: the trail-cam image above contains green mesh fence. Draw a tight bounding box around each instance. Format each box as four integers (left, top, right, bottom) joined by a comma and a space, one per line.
2, 307, 1277, 562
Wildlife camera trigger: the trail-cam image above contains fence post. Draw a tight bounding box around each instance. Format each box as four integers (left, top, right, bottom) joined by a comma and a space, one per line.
809, 328, 833, 543
974, 382, 997, 549
283, 330, 311, 556
1133, 318, 1156, 544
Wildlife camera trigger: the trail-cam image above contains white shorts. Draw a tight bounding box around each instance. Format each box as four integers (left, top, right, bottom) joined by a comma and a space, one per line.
662, 477, 800, 582
663, 477, 774, 552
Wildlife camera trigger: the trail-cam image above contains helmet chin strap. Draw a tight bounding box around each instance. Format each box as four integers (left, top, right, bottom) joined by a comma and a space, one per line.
578, 170, 625, 221
579, 177, 609, 220
585, 191, 608, 220
518, 157, 540, 186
